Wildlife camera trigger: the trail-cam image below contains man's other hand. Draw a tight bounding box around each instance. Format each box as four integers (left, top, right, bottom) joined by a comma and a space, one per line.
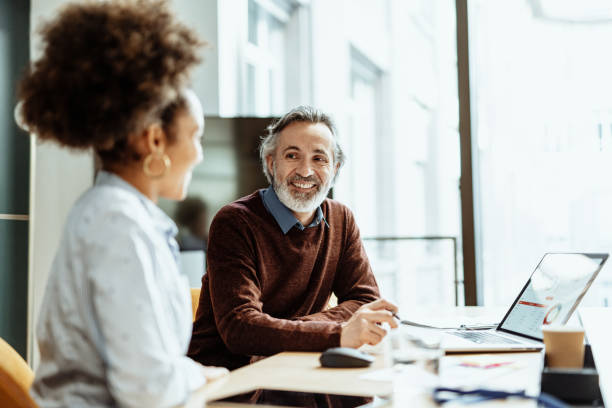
340, 299, 398, 348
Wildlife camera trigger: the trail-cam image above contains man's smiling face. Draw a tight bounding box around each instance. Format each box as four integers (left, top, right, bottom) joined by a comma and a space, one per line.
267, 121, 338, 215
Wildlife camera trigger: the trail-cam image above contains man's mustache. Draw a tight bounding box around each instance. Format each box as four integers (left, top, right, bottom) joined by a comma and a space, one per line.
287, 175, 320, 185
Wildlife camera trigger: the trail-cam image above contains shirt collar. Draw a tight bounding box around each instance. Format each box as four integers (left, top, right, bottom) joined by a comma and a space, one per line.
95, 170, 178, 240
260, 186, 328, 234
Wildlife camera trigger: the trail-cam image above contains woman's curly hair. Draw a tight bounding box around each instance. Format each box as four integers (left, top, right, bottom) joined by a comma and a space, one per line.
17, 0, 204, 163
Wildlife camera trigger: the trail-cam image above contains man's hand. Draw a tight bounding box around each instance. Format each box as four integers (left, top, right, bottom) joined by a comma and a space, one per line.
340, 299, 398, 348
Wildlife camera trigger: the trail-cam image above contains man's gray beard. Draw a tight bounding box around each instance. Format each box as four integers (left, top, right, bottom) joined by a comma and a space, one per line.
272, 171, 331, 214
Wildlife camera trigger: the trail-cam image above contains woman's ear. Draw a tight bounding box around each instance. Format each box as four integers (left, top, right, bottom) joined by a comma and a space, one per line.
143, 123, 167, 154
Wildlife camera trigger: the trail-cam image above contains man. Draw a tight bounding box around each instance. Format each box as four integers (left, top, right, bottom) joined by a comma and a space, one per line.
188, 106, 397, 370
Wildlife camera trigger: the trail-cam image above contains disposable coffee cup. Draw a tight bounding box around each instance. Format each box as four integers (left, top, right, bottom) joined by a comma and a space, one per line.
542, 325, 585, 369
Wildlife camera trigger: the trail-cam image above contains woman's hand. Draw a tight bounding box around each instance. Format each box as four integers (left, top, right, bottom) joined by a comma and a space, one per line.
200, 365, 229, 382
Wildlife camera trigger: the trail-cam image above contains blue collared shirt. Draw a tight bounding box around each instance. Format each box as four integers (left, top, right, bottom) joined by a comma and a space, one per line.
259, 186, 329, 234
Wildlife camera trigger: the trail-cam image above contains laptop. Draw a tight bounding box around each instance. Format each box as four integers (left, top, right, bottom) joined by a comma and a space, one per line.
440, 252, 608, 353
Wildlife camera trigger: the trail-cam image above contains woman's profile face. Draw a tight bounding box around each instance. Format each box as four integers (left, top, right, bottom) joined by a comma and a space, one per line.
159, 92, 204, 201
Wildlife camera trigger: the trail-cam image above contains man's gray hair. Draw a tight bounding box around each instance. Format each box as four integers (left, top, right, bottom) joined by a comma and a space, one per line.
259, 105, 346, 184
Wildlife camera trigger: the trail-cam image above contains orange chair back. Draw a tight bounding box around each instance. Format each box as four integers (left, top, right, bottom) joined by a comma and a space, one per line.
0, 337, 37, 407
190, 288, 201, 321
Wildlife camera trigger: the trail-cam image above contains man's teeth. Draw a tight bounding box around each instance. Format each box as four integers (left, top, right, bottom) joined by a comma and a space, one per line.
293, 182, 314, 189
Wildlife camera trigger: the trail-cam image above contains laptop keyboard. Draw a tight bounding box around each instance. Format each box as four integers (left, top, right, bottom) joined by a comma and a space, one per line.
450, 331, 522, 344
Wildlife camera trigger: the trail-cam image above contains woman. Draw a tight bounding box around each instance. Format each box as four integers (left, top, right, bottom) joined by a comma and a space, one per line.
17, 1, 227, 406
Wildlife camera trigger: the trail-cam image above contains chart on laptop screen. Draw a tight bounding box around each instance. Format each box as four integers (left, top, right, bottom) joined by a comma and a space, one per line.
499, 253, 604, 339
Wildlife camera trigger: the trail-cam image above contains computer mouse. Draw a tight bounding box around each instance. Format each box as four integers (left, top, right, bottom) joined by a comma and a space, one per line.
319, 347, 375, 368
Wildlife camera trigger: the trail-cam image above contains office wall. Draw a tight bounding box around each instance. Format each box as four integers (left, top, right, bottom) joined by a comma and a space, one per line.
171, 0, 220, 116
0, 0, 30, 358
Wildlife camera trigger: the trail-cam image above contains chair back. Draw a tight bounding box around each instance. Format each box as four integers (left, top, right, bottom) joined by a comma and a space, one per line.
0, 337, 37, 407
190, 288, 201, 321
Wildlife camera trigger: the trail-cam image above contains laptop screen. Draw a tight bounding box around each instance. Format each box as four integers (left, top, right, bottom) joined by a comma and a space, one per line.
497, 253, 608, 341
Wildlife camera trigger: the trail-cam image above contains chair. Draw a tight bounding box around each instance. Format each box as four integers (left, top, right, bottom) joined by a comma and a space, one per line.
190, 288, 201, 321
0, 337, 37, 408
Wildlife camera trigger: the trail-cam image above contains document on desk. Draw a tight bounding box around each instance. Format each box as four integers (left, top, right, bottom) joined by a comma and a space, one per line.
359, 364, 438, 386
439, 355, 526, 389
360, 355, 525, 390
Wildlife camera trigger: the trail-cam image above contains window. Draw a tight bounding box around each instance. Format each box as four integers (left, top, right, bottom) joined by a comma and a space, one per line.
242, 0, 305, 116
337, 48, 383, 237
332, 1, 462, 307
469, 0, 612, 306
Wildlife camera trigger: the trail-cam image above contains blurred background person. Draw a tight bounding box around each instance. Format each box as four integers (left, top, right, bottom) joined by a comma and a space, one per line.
175, 196, 209, 252
17, 1, 227, 407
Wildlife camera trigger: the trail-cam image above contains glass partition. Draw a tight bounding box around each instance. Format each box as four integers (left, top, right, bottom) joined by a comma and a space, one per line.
363, 236, 462, 308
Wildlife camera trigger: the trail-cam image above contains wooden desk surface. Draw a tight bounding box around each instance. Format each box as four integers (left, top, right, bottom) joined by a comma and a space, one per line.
206, 352, 392, 402
185, 307, 543, 407
186, 351, 542, 407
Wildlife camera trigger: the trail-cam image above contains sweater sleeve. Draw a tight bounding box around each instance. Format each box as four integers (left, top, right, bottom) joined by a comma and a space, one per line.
296, 206, 380, 323
207, 207, 342, 356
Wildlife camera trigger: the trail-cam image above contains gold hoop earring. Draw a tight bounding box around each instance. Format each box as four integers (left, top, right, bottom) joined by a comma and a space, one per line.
143, 152, 171, 179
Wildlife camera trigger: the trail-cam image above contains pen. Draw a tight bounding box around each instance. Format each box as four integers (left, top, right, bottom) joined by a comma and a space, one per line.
392, 313, 496, 331
392, 314, 446, 329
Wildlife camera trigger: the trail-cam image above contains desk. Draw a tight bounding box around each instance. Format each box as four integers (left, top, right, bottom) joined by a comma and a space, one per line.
186, 308, 544, 407
187, 351, 542, 407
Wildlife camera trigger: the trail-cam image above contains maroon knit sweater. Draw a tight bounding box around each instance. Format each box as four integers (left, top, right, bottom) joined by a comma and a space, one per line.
187, 191, 380, 370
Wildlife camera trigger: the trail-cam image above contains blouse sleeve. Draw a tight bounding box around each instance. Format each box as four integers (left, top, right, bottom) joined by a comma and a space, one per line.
86, 212, 205, 408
